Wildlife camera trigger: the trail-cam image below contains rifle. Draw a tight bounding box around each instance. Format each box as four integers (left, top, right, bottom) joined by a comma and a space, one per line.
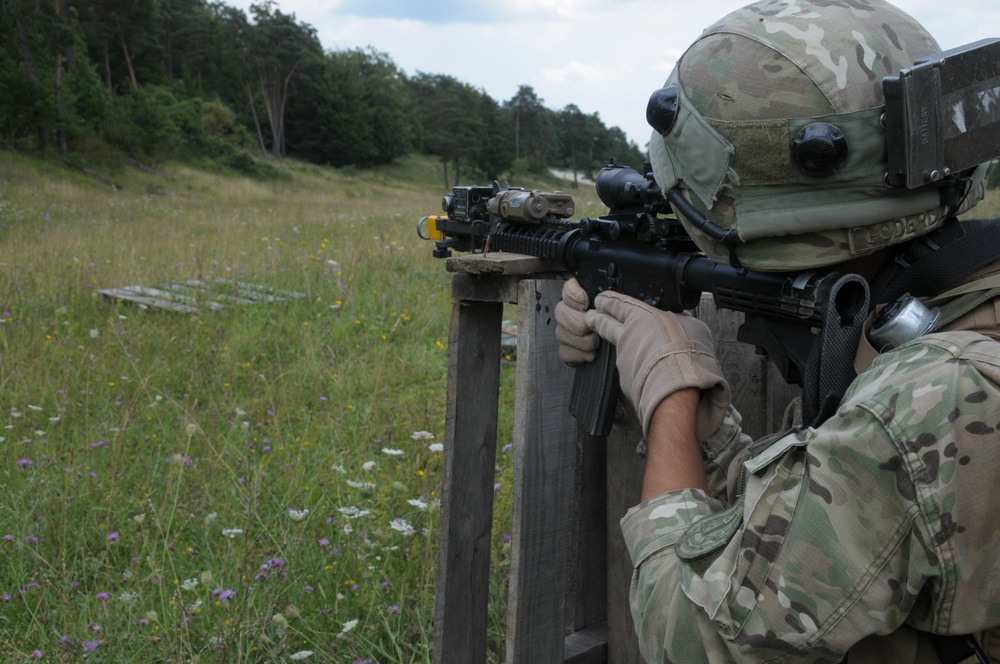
418, 161, 870, 436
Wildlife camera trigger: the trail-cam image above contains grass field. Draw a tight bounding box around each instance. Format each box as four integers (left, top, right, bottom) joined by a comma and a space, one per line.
0, 152, 606, 663
1, 151, 997, 663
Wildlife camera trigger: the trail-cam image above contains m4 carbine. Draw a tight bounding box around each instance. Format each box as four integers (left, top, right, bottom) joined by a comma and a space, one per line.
418, 162, 870, 436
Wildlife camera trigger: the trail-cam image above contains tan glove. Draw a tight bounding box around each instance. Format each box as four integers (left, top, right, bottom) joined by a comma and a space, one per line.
554, 278, 600, 365
585, 290, 730, 441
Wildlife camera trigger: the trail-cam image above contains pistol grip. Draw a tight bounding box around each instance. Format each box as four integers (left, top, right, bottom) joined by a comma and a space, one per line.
569, 339, 619, 437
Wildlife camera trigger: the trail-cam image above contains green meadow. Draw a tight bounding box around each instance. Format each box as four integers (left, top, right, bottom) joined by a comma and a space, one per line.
1, 152, 996, 663
0, 153, 607, 663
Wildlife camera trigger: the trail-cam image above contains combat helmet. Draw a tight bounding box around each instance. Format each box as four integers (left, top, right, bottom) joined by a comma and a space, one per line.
647, 0, 988, 271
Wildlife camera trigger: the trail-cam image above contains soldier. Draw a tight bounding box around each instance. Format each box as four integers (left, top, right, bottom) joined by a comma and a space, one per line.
556, 0, 1000, 662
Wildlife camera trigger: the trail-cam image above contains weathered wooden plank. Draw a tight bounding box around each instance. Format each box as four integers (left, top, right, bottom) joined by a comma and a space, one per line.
447, 251, 563, 276
98, 279, 305, 313
564, 622, 610, 664
433, 295, 504, 664
451, 272, 523, 305
215, 279, 306, 301
605, 403, 644, 664
96, 288, 199, 313
171, 281, 258, 305
567, 428, 608, 637
121, 285, 227, 311
505, 278, 579, 663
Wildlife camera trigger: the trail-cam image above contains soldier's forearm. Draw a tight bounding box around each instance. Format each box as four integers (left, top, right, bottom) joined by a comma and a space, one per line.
640, 388, 708, 501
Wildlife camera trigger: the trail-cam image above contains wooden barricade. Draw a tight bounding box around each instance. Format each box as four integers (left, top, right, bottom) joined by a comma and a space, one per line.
432, 253, 798, 664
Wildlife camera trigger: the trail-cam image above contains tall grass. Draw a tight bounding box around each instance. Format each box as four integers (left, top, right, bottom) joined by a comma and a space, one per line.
0, 152, 584, 662
2, 151, 996, 662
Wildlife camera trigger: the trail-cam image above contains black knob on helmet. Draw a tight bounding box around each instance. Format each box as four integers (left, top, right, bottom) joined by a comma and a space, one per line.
647, 85, 680, 136
791, 123, 849, 177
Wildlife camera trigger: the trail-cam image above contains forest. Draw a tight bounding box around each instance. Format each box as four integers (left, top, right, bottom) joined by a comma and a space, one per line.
0, 0, 646, 184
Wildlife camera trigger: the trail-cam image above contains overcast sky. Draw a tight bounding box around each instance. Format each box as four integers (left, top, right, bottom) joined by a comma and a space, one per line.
225, 0, 1000, 149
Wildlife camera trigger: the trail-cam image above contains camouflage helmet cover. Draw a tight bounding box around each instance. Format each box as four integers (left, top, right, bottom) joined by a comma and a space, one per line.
650, 0, 987, 270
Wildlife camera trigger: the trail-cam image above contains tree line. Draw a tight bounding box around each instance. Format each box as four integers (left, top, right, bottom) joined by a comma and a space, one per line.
0, 0, 646, 184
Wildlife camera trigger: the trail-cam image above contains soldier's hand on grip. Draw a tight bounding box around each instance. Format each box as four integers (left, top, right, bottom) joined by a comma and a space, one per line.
554, 278, 600, 365
586, 291, 730, 440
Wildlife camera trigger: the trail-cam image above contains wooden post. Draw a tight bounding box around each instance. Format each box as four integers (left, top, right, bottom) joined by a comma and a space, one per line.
432, 290, 504, 664
504, 279, 579, 662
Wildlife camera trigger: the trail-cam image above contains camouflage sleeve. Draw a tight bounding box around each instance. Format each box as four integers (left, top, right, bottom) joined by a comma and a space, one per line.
621, 332, 1000, 663
699, 405, 753, 502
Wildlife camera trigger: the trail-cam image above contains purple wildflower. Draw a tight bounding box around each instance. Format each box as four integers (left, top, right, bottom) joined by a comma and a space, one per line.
387, 604, 401, 614
107, 532, 119, 541
212, 588, 236, 602
318, 538, 330, 547
82, 641, 99, 653
16, 459, 32, 468
96, 592, 110, 601
90, 440, 106, 449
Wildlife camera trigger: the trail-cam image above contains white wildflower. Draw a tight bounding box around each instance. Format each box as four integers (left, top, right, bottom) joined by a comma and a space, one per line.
346, 480, 376, 490
204, 512, 218, 526
390, 518, 415, 536
411, 430, 435, 441
428, 443, 444, 453
185, 422, 200, 437
339, 619, 359, 637
27, 405, 43, 412
89, 328, 100, 338
118, 590, 139, 604
407, 498, 428, 510
337, 507, 371, 519
361, 460, 375, 472
188, 600, 202, 613
290, 652, 314, 661
287, 509, 309, 521
133, 513, 145, 524
181, 578, 199, 591
381, 448, 404, 456
331, 464, 347, 474
222, 528, 244, 538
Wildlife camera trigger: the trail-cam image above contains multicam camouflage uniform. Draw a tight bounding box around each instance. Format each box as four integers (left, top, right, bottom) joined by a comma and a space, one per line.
622, 277, 1000, 662
625, 1, 1000, 661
